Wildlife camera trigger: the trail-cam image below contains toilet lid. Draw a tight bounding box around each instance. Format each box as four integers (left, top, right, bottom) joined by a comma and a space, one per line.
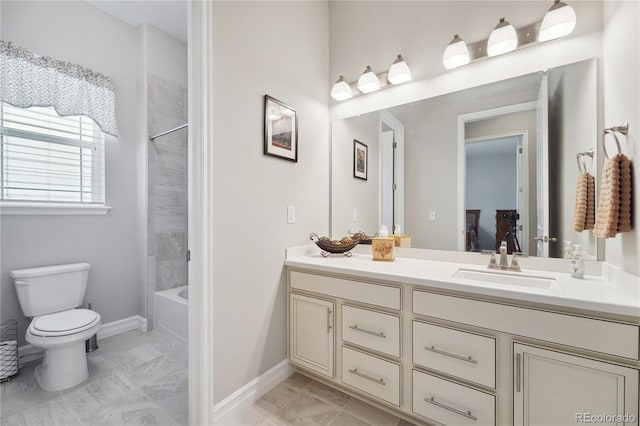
30, 309, 99, 337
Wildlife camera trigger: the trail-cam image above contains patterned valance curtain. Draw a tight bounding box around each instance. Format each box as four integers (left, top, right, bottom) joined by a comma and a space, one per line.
0, 40, 118, 137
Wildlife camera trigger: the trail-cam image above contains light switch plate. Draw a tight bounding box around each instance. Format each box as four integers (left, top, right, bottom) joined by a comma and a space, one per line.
429, 210, 436, 221
352, 209, 359, 222
287, 206, 296, 224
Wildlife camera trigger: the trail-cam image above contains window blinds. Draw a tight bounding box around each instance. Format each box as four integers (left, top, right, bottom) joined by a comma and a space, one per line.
0, 103, 105, 204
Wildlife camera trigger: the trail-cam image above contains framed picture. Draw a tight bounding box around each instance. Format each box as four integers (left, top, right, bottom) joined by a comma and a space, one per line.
353, 139, 368, 180
264, 95, 297, 162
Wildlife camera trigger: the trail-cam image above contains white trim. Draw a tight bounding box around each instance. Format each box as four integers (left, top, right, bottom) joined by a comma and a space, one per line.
456, 101, 537, 251
379, 111, 406, 233
0, 202, 111, 216
96, 315, 147, 340
463, 130, 530, 255
17, 314, 147, 364
213, 360, 296, 423
188, 2, 214, 425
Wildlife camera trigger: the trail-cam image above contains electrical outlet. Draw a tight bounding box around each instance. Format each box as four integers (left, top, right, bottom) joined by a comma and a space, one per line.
352, 209, 359, 222
287, 206, 295, 224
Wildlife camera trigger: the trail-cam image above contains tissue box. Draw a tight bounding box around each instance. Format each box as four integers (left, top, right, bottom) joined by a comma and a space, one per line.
372, 237, 395, 261
393, 234, 411, 248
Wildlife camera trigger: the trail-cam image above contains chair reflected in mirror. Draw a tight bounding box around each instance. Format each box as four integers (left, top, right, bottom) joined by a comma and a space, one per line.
465, 209, 480, 252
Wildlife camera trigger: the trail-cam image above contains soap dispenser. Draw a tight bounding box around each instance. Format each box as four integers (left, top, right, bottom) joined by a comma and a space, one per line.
562, 241, 574, 259
570, 244, 585, 279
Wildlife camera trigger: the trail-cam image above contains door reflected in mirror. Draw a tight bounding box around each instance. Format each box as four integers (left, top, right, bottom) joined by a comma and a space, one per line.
331, 59, 599, 259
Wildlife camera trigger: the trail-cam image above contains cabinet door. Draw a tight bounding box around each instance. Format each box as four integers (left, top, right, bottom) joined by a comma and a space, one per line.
289, 294, 334, 378
514, 343, 639, 426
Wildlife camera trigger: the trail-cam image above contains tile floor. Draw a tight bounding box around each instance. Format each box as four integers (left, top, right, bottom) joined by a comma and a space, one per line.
0, 330, 188, 426
2, 331, 417, 426
224, 373, 418, 426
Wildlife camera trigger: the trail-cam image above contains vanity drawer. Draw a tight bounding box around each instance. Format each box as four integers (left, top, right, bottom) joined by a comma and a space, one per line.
341, 346, 400, 406
412, 369, 495, 426
413, 290, 640, 360
342, 305, 400, 357
413, 321, 495, 388
290, 271, 401, 310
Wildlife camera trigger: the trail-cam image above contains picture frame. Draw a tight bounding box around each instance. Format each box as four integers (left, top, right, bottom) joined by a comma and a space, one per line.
353, 139, 368, 180
264, 95, 298, 162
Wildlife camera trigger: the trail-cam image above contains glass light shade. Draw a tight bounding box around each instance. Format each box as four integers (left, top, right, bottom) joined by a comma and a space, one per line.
539, 1, 577, 42
387, 55, 412, 84
357, 66, 380, 93
487, 18, 518, 57
330, 75, 353, 101
442, 34, 470, 69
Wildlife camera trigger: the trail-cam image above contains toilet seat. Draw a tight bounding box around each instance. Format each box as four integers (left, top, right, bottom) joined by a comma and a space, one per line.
29, 309, 100, 337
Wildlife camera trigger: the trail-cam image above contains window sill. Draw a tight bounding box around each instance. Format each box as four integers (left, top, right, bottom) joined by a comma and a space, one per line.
0, 202, 111, 216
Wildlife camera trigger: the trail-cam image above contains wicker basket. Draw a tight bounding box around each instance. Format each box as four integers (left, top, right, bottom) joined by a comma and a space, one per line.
1, 319, 19, 382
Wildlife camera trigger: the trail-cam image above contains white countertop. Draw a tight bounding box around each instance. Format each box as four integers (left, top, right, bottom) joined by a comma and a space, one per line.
285, 250, 640, 318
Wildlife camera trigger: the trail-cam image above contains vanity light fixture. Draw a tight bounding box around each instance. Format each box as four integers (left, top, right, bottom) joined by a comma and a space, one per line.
539, 0, 577, 42
330, 75, 353, 101
487, 17, 518, 57
357, 66, 381, 93
443, 1, 577, 70
332, 56, 412, 101
442, 34, 470, 70
387, 54, 412, 84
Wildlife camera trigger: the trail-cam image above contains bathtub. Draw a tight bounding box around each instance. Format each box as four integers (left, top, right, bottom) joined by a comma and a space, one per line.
154, 285, 188, 343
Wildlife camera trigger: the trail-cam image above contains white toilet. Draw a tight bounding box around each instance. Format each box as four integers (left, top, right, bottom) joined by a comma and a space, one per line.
10, 263, 101, 391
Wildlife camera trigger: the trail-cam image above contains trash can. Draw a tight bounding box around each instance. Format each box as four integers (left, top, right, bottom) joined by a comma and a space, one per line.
1, 319, 19, 382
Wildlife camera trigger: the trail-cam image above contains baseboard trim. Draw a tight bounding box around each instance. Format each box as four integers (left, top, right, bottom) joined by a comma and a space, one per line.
97, 315, 148, 340
212, 360, 296, 423
18, 314, 148, 364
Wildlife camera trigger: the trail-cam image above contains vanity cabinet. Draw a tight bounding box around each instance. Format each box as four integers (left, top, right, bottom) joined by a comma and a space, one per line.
513, 343, 639, 426
287, 267, 639, 426
289, 293, 334, 378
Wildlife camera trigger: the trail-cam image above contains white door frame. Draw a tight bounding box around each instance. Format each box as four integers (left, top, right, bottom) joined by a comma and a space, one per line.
456, 101, 537, 251
379, 111, 405, 233
188, 2, 214, 424
464, 131, 529, 254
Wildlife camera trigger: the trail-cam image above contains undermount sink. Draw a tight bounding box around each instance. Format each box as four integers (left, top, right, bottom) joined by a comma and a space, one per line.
453, 268, 557, 289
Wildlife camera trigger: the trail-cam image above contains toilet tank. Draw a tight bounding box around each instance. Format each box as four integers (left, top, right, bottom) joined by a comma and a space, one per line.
10, 263, 90, 317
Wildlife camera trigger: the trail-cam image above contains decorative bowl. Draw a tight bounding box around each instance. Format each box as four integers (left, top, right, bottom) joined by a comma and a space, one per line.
350, 231, 375, 245
309, 233, 359, 257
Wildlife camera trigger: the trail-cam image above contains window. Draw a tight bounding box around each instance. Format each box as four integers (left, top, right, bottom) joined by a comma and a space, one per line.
0, 103, 105, 205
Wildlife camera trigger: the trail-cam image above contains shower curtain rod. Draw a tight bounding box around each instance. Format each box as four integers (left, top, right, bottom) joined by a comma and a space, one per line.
149, 123, 188, 141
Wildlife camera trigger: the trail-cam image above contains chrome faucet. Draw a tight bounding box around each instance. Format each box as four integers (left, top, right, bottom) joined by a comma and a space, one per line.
498, 241, 509, 269
487, 241, 522, 271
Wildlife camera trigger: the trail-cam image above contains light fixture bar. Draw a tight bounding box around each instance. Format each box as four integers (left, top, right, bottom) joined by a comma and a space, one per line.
466, 21, 540, 62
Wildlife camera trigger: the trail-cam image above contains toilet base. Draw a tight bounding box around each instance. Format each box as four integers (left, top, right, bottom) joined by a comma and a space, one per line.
34, 340, 89, 391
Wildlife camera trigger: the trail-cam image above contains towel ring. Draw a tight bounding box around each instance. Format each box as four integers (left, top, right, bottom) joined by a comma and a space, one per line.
576, 154, 592, 174
602, 122, 628, 159
602, 129, 623, 159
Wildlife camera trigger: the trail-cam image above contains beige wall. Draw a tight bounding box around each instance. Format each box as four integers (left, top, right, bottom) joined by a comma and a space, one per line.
211, 1, 330, 402
331, 114, 380, 239
602, 1, 640, 276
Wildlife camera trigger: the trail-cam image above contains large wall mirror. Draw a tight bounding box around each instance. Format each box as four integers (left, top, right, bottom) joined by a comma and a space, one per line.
331, 58, 600, 259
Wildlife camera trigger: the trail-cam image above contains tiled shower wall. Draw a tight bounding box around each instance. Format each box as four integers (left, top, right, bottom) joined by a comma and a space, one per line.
147, 74, 188, 328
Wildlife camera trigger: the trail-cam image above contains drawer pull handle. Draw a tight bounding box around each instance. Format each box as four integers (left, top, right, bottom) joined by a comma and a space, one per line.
425, 346, 478, 364
348, 368, 386, 386
349, 325, 386, 338
327, 308, 332, 334
424, 397, 477, 421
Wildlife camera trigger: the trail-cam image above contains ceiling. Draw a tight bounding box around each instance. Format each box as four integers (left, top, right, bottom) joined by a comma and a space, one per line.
86, 1, 188, 43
